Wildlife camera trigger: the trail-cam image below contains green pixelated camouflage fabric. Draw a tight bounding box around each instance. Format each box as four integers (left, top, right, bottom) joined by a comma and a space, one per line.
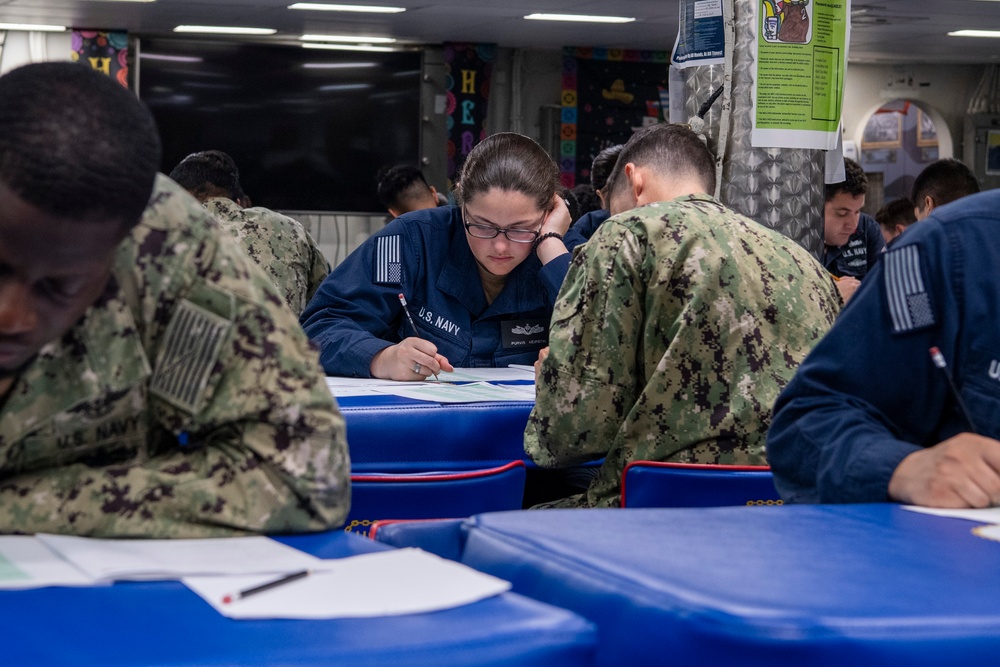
525, 194, 841, 507
204, 197, 329, 315
0, 176, 350, 537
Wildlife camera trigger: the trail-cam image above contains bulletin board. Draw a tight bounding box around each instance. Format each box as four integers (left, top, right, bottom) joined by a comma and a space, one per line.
559, 46, 670, 188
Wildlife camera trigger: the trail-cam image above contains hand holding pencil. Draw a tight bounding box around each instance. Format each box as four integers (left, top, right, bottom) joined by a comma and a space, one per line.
367, 295, 454, 381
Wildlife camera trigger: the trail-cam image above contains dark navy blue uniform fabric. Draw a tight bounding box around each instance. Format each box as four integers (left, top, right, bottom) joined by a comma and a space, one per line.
768, 190, 1000, 503
563, 209, 610, 254
822, 212, 885, 278
301, 206, 571, 377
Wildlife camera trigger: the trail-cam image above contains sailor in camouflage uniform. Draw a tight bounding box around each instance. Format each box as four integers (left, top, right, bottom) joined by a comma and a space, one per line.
525, 124, 841, 507
0, 63, 349, 537
170, 150, 330, 316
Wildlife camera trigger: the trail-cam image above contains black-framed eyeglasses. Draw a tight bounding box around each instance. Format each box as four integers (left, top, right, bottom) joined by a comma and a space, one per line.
463, 208, 542, 244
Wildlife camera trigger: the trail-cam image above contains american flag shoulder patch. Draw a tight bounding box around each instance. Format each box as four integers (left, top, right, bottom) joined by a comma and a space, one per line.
374, 235, 403, 285
884, 245, 936, 334
150, 299, 232, 413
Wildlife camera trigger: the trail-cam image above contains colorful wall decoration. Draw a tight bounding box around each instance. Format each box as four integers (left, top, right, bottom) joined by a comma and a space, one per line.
443, 42, 495, 187
72, 30, 129, 88
560, 47, 670, 188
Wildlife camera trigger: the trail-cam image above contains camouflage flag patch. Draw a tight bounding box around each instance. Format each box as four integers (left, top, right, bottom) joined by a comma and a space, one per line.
150, 299, 232, 413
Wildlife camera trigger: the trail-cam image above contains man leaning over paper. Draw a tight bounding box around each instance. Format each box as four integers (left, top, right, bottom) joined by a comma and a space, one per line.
768, 189, 1000, 508
0, 63, 350, 537
525, 123, 840, 507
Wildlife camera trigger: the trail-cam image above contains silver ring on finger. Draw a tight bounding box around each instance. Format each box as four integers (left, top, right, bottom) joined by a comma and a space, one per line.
413, 362, 422, 374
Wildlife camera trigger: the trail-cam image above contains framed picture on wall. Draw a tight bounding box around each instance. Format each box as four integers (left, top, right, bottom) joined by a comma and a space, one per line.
986, 130, 1000, 175
861, 112, 903, 148
917, 109, 938, 147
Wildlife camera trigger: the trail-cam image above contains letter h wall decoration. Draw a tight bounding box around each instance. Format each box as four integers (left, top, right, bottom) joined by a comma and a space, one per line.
444, 43, 496, 190
72, 31, 130, 89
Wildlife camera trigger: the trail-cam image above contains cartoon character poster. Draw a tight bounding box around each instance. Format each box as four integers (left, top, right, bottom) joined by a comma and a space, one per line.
761, 1, 812, 44
560, 47, 669, 188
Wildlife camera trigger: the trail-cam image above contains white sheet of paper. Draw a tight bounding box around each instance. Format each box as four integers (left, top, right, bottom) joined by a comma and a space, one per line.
183, 548, 511, 619
38, 534, 325, 581
325, 377, 429, 388
375, 381, 534, 403
972, 524, 1000, 543
902, 506, 1000, 523
431, 367, 535, 382
0, 536, 98, 589
328, 386, 404, 397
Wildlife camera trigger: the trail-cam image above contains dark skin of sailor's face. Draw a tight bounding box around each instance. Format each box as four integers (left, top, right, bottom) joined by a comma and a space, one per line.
0, 180, 127, 396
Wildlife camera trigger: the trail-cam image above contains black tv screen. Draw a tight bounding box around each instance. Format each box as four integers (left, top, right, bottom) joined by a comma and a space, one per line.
138, 38, 422, 212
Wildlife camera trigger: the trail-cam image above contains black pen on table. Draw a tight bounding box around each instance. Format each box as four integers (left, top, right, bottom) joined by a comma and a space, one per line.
929, 346, 979, 433
398, 293, 439, 380
222, 569, 310, 605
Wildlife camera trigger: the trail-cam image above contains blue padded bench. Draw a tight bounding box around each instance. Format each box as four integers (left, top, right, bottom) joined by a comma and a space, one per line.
345, 461, 526, 534
377, 505, 1000, 667
339, 397, 533, 473
620, 461, 781, 508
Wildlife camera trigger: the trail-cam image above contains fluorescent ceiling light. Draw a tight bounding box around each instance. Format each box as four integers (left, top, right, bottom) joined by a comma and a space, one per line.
524, 13, 634, 24
948, 29, 1000, 38
140, 53, 203, 62
303, 62, 379, 68
302, 43, 396, 52
289, 3, 405, 13
319, 83, 372, 91
0, 22, 66, 31
301, 34, 396, 43
174, 25, 277, 35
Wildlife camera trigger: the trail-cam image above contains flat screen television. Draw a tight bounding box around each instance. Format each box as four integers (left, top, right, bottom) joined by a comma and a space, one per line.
137, 38, 422, 212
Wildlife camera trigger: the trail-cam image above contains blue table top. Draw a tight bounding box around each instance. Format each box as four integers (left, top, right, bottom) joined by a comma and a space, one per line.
453, 504, 1000, 667
1, 530, 596, 667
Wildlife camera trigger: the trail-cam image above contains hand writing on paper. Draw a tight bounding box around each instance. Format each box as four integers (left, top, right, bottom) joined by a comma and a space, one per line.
370, 337, 454, 381
889, 434, 1000, 508
834, 276, 861, 304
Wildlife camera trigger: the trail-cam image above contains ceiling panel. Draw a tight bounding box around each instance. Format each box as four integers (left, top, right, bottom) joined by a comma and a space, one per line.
0, 0, 998, 62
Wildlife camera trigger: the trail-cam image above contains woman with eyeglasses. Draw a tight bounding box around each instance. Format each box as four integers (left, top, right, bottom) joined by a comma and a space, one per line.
300, 133, 571, 379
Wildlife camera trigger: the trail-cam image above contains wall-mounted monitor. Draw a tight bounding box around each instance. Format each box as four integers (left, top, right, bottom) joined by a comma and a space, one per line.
138, 38, 422, 213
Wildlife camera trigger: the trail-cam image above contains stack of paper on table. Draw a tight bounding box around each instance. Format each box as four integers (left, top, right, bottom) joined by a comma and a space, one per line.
326, 366, 536, 402
0, 534, 512, 620
37, 534, 323, 581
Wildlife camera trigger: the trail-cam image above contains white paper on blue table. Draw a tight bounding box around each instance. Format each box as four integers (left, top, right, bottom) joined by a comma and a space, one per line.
37, 533, 325, 581
183, 548, 512, 619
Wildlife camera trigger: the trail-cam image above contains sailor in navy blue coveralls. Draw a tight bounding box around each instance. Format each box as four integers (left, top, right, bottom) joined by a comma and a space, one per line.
301, 205, 571, 377
563, 209, 609, 254
822, 211, 885, 278
768, 190, 1000, 507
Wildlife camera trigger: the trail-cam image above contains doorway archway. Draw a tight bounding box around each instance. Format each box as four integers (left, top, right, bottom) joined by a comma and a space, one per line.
853, 99, 952, 211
